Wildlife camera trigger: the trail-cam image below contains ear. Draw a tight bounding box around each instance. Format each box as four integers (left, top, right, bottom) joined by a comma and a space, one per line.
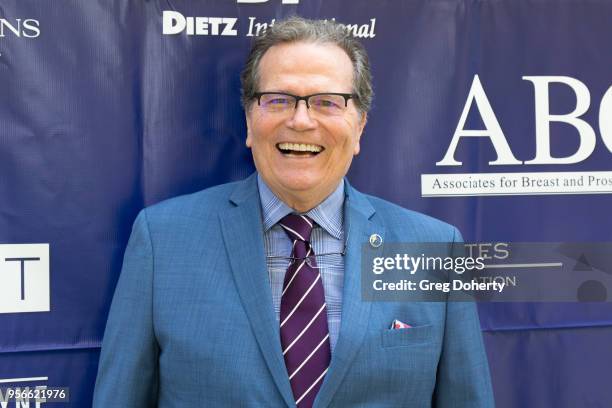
245, 109, 253, 148
353, 112, 367, 155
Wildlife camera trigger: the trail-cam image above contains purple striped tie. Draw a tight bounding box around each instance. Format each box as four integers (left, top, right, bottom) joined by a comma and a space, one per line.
278, 214, 331, 408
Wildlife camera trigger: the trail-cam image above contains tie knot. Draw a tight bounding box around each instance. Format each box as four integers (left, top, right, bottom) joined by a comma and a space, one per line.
279, 214, 314, 242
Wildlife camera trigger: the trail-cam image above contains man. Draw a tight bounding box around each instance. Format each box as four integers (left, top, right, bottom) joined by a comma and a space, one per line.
94, 17, 494, 407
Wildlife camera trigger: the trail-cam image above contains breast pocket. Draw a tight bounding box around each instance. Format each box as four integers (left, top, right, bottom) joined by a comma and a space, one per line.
381, 324, 433, 348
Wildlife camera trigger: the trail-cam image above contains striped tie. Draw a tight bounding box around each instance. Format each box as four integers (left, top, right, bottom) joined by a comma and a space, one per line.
278, 214, 331, 408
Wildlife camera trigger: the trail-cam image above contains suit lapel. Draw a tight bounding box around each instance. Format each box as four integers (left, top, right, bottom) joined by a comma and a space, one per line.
219, 175, 294, 407
315, 182, 385, 408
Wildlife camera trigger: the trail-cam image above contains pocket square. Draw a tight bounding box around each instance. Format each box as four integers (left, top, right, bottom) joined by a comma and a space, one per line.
390, 319, 412, 330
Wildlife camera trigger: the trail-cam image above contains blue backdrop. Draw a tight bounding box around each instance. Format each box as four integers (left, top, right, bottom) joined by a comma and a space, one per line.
1, 0, 611, 406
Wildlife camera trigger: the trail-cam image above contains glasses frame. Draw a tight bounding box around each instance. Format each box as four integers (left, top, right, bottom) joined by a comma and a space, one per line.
266, 250, 346, 269
253, 92, 357, 111
266, 218, 351, 269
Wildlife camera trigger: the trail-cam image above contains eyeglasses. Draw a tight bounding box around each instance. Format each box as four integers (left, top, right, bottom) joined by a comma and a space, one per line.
253, 92, 357, 116
266, 212, 351, 271
266, 251, 346, 269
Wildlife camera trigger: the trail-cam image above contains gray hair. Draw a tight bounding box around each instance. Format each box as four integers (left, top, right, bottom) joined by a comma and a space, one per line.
240, 16, 373, 113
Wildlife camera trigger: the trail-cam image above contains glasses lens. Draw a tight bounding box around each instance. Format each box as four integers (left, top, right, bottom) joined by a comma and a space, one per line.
308, 94, 347, 115
259, 94, 295, 111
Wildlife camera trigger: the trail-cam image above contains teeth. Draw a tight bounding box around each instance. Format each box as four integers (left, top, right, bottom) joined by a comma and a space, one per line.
278, 142, 323, 153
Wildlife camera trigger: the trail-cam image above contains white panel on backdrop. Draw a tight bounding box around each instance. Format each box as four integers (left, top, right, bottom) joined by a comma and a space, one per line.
0, 244, 50, 314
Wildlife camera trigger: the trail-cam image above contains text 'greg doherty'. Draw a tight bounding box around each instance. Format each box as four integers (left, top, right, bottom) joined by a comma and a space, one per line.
372, 254, 485, 275
372, 279, 506, 294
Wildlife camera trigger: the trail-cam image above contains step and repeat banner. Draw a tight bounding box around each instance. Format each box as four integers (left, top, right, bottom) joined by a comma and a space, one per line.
1, 0, 611, 406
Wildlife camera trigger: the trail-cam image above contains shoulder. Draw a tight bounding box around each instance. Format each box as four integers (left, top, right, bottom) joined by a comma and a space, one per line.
355, 189, 461, 243
127, 177, 256, 245
145, 180, 241, 219
132, 179, 258, 242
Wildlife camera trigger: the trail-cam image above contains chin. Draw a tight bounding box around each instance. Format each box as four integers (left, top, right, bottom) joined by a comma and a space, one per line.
280, 178, 320, 192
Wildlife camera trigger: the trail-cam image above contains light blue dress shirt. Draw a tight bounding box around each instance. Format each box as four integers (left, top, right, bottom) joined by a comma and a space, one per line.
257, 175, 345, 352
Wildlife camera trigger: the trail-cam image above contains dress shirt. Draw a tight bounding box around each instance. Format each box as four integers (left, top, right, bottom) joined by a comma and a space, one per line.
257, 174, 345, 352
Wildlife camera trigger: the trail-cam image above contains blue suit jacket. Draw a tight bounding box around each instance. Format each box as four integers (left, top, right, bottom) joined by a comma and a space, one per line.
93, 174, 494, 407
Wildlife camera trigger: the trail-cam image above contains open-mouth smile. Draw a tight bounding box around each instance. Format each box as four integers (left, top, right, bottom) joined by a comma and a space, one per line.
276, 142, 325, 157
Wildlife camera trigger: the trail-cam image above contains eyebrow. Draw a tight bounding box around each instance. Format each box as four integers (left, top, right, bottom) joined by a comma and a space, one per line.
261, 90, 291, 94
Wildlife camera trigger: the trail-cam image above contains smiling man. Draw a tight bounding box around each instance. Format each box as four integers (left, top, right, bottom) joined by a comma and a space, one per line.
244, 39, 366, 212
94, 17, 494, 408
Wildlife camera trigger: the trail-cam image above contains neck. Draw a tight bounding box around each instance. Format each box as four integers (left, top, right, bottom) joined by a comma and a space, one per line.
261, 178, 341, 213
275, 187, 333, 213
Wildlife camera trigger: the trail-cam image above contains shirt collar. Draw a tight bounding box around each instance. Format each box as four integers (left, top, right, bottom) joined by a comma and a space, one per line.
257, 174, 344, 239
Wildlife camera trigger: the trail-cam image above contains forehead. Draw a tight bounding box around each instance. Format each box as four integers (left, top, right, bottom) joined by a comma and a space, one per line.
257, 41, 354, 92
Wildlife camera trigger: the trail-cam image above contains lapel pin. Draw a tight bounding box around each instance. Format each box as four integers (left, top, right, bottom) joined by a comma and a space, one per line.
369, 233, 382, 248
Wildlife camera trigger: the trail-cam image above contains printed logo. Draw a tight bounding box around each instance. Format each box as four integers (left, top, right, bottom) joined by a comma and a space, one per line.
437, 75, 612, 167
0, 19, 40, 38
162, 12, 238, 36
422, 75, 612, 197
161, 13, 376, 38
0, 244, 50, 314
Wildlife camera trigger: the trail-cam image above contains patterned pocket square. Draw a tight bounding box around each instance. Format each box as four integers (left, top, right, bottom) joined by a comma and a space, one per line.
390, 319, 412, 330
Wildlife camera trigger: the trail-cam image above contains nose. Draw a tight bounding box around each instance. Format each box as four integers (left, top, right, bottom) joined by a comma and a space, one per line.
286, 100, 318, 131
